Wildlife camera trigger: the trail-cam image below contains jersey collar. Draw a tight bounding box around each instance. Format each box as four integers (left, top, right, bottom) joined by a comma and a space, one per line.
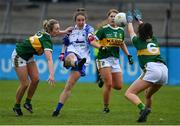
107, 24, 119, 30
74, 24, 87, 30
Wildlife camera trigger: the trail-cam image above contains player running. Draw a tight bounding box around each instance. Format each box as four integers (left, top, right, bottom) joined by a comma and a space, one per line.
95, 9, 133, 113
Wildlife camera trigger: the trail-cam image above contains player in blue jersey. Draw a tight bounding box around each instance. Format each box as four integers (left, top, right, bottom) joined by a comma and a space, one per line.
52, 8, 105, 117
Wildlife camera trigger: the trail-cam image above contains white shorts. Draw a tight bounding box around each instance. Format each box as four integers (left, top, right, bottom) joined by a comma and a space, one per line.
11, 50, 35, 67
140, 62, 168, 85
96, 57, 122, 73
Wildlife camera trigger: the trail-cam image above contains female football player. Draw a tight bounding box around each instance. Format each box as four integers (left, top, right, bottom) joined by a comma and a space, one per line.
11, 19, 72, 116
125, 10, 168, 122
52, 8, 104, 116
95, 9, 133, 113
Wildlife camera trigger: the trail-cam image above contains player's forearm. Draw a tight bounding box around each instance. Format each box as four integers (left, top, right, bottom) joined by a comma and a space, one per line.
58, 26, 73, 35
127, 23, 135, 37
120, 43, 130, 56
61, 44, 66, 53
47, 59, 54, 77
139, 20, 143, 24
44, 50, 54, 77
91, 40, 101, 49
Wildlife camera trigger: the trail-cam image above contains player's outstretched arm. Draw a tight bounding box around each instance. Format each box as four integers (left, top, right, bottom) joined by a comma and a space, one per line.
58, 26, 73, 35
134, 9, 143, 24
44, 50, 55, 86
126, 11, 136, 38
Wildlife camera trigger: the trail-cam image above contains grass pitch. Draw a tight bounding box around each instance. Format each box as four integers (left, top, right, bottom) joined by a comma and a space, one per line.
0, 80, 180, 125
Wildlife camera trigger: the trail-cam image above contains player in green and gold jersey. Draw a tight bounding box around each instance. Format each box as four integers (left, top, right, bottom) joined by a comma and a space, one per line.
125, 10, 168, 122
11, 19, 72, 116
95, 9, 133, 113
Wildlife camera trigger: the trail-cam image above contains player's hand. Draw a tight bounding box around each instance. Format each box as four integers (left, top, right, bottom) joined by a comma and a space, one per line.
126, 11, 133, 23
134, 9, 142, 21
99, 46, 108, 53
59, 53, 64, 61
88, 34, 95, 42
47, 75, 55, 86
128, 55, 134, 65
65, 26, 73, 34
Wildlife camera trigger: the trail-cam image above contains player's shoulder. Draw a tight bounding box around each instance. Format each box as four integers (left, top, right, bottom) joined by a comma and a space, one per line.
96, 24, 108, 32
102, 24, 109, 29
37, 31, 51, 41
84, 24, 94, 32
84, 24, 94, 30
117, 26, 124, 31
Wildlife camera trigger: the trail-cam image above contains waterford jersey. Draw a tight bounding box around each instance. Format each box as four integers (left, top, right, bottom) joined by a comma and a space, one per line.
95, 24, 124, 59
65, 24, 94, 64
16, 31, 53, 61
132, 36, 165, 69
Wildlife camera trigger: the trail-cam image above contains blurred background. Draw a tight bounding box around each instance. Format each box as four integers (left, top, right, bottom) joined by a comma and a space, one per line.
0, 0, 180, 85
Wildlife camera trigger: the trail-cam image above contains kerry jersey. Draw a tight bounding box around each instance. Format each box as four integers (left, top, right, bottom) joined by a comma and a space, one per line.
95, 24, 124, 59
16, 31, 53, 61
132, 36, 166, 69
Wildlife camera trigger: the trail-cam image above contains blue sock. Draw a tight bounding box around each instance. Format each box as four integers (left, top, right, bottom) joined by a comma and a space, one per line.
55, 102, 63, 112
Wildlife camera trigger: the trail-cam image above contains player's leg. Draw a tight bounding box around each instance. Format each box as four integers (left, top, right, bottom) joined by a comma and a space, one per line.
125, 79, 152, 122
24, 61, 39, 113
136, 84, 162, 122
13, 66, 30, 116
112, 72, 123, 90
99, 67, 112, 113
137, 62, 168, 122
64, 53, 86, 69
111, 57, 123, 90
64, 53, 77, 67
96, 65, 104, 88
125, 79, 150, 107
144, 84, 162, 108
52, 71, 81, 116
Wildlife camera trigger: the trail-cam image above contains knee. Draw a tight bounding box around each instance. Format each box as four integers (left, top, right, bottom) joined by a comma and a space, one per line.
104, 83, 112, 90
124, 90, 131, 99
20, 81, 29, 89
113, 84, 123, 90
31, 77, 39, 85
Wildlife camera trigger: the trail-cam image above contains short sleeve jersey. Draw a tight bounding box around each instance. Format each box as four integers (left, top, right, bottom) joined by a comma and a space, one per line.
65, 24, 94, 64
95, 24, 124, 59
132, 36, 165, 69
16, 31, 53, 61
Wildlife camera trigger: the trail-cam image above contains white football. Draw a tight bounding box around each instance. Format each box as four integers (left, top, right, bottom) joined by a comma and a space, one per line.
114, 12, 127, 27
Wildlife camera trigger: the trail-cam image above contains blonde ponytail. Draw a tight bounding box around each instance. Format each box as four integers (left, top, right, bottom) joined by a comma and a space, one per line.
43, 19, 59, 33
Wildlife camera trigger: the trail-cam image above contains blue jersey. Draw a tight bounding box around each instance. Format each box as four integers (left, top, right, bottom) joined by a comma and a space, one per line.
64, 24, 94, 64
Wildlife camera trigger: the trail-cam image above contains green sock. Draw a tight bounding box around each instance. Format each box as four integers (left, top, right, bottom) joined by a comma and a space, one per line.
137, 103, 145, 110
104, 104, 109, 108
14, 103, 20, 109
25, 98, 31, 104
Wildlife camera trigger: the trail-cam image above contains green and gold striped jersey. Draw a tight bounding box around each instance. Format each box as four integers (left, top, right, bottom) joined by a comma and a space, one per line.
132, 36, 165, 69
16, 31, 53, 61
95, 24, 124, 59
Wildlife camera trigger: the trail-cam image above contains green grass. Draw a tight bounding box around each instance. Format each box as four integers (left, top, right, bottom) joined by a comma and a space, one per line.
0, 80, 180, 125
